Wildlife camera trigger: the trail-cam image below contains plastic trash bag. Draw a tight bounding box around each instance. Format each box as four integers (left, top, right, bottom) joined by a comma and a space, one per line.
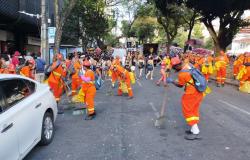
239, 81, 250, 94
72, 89, 85, 103
129, 72, 136, 84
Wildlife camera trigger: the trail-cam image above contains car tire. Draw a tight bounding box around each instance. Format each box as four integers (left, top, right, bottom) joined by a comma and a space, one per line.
39, 112, 55, 146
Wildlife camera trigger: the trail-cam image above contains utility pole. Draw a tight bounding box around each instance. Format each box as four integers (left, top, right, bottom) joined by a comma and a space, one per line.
41, 0, 49, 63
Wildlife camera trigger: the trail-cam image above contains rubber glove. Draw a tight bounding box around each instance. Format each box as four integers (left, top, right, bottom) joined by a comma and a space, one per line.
80, 76, 91, 82
166, 77, 174, 84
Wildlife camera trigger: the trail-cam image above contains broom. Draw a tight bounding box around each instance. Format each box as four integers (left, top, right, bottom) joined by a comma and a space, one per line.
154, 86, 168, 129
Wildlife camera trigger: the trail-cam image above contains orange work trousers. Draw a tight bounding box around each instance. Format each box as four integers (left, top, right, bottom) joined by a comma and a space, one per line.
182, 92, 203, 126
204, 74, 210, 81
83, 86, 96, 115
111, 71, 117, 86
233, 66, 239, 78
49, 80, 64, 102
216, 67, 227, 84
71, 78, 80, 96
118, 78, 133, 97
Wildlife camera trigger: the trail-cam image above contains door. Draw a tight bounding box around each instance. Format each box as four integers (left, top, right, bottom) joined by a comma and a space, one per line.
0, 79, 41, 157
0, 87, 19, 160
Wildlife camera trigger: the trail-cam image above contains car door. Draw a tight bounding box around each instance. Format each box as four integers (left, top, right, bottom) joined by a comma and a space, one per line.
0, 83, 19, 160
0, 79, 41, 158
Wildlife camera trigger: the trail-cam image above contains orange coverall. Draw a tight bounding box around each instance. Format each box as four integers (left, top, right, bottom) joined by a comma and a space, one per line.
81, 69, 96, 116
110, 59, 120, 86
48, 62, 67, 102
239, 56, 250, 87
71, 61, 81, 96
20, 66, 34, 79
233, 55, 244, 78
178, 64, 203, 126
116, 65, 133, 97
215, 55, 229, 85
200, 56, 214, 81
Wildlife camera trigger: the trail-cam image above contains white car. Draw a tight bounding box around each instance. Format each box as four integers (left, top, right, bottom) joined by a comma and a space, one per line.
0, 74, 57, 160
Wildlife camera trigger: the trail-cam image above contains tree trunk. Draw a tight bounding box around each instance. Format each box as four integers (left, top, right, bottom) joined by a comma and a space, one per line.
203, 20, 222, 55
54, 0, 77, 54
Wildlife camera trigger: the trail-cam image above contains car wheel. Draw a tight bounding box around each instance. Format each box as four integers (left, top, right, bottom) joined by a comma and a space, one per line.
39, 112, 55, 146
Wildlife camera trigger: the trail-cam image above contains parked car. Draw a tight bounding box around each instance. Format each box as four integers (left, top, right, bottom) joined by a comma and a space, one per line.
0, 74, 57, 160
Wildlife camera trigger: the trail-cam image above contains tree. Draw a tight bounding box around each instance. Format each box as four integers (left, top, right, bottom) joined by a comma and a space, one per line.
192, 23, 204, 39
121, 20, 134, 38
186, 0, 250, 53
182, 7, 200, 41
54, 0, 78, 54
61, 0, 112, 49
204, 36, 214, 50
153, 0, 186, 52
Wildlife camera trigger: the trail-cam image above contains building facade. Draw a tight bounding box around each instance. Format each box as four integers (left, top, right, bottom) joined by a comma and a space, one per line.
231, 25, 250, 55
0, 0, 55, 55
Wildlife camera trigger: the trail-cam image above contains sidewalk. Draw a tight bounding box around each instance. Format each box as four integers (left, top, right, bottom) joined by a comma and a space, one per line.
210, 76, 239, 87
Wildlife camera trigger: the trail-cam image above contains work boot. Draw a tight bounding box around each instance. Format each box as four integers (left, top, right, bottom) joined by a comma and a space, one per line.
127, 96, 134, 100
85, 112, 96, 120
216, 83, 220, 87
185, 130, 192, 135
221, 83, 225, 87
184, 134, 202, 140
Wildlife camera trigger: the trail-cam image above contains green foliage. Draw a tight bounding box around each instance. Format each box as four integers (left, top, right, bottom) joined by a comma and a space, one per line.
192, 23, 204, 39
104, 33, 119, 47
186, 0, 250, 51
154, 1, 186, 46
121, 20, 135, 38
62, 0, 113, 48
174, 28, 188, 48
204, 37, 214, 50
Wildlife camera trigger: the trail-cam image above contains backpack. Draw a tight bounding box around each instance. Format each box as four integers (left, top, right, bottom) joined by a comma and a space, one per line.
36, 58, 45, 72
181, 65, 207, 92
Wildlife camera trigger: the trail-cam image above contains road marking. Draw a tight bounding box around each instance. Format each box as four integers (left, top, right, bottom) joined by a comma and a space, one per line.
149, 102, 160, 118
137, 81, 142, 87
218, 100, 250, 116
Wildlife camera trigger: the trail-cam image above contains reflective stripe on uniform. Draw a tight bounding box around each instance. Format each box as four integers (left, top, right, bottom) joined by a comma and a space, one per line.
186, 79, 194, 86
88, 108, 95, 111
186, 117, 199, 122
53, 71, 61, 77
82, 81, 95, 84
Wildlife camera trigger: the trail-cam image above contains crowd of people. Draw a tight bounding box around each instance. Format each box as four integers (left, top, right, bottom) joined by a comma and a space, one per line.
0, 48, 249, 140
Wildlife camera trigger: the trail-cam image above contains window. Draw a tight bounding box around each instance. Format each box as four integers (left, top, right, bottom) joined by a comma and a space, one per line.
23, 79, 36, 94
0, 93, 3, 114
0, 79, 32, 110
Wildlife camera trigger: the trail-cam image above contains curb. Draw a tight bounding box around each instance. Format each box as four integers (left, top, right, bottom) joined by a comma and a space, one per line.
210, 77, 239, 87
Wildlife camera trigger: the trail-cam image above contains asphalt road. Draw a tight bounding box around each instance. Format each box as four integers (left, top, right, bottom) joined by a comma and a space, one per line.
25, 70, 250, 160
